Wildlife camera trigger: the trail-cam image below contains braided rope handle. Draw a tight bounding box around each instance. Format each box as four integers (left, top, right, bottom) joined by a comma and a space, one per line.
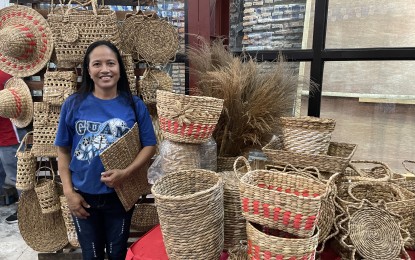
15, 131, 34, 156
233, 156, 251, 180
36, 166, 56, 182
348, 160, 392, 181
50, 0, 102, 15
347, 181, 405, 202
402, 160, 415, 175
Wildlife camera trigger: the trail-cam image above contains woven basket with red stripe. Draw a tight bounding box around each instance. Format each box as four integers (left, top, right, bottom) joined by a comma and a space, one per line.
236, 157, 327, 238
156, 90, 224, 144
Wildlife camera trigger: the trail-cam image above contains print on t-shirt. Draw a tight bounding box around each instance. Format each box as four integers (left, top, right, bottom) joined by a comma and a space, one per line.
74, 118, 129, 163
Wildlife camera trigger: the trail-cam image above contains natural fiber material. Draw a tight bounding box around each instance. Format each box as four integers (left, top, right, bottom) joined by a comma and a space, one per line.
131, 203, 159, 233
0, 5, 54, 77
18, 189, 68, 252
280, 116, 336, 155
151, 169, 224, 260
156, 90, 224, 144
218, 156, 239, 172
16, 131, 37, 191
246, 221, 319, 260
32, 102, 60, 157
0, 77, 34, 128
236, 157, 327, 238
100, 123, 151, 211
263, 137, 357, 177
220, 171, 247, 250
60, 195, 80, 247
48, 1, 121, 68
139, 68, 173, 105
43, 71, 78, 106
35, 166, 61, 214
121, 53, 137, 96
348, 200, 408, 260
120, 10, 148, 58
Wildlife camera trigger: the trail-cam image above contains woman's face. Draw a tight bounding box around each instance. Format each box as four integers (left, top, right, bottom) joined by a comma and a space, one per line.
88, 45, 120, 92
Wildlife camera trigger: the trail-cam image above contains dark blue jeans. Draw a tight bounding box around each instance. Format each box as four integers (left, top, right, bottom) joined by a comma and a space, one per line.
73, 191, 133, 260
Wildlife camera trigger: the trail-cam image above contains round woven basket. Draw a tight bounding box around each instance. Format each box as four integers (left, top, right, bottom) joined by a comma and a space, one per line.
139, 69, 173, 105
59, 195, 80, 247
34, 166, 61, 214
280, 116, 336, 155
15, 131, 37, 191
156, 90, 224, 144
246, 221, 319, 259
18, 189, 68, 252
151, 169, 224, 259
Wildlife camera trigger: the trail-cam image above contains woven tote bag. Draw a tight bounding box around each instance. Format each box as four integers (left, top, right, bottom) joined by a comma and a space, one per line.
60, 195, 80, 247
48, 0, 121, 68
151, 169, 224, 260
32, 102, 60, 157
280, 116, 336, 155
43, 70, 77, 106
139, 68, 173, 105
236, 156, 327, 238
34, 166, 61, 214
156, 90, 224, 144
15, 131, 37, 191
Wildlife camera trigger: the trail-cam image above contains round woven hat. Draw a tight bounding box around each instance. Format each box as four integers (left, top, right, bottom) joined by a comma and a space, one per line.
0, 77, 33, 128
0, 5, 54, 77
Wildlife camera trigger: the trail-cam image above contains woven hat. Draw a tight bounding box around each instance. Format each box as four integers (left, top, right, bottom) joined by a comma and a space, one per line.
0, 77, 33, 128
0, 5, 54, 77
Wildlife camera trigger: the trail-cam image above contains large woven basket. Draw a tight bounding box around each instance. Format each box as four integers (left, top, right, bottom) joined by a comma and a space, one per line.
43, 70, 77, 106
16, 131, 37, 191
156, 90, 224, 144
60, 195, 80, 247
151, 169, 224, 259
246, 221, 319, 260
263, 137, 356, 177
236, 156, 327, 238
280, 116, 336, 155
48, 0, 121, 68
32, 102, 60, 157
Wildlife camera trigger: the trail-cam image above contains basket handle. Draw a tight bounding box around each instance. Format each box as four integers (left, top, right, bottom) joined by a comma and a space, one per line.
36, 160, 56, 182
233, 156, 251, 180
347, 181, 404, 202
403, 160, 415, 175
15, 131, 34, 156
348, 160, 392, 181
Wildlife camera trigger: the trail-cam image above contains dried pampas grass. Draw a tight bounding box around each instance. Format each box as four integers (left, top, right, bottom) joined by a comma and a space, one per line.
188, 38, 311, 157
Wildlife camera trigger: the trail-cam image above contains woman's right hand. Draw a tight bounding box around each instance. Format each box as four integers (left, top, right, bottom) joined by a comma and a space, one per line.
65, 191, 91, 219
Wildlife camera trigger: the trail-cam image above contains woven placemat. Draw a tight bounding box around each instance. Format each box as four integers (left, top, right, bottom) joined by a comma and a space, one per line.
100, 123, 151, 211
18, 188, 68, 252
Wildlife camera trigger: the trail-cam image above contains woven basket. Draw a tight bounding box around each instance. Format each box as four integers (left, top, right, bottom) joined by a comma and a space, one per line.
218, 156, 239, 172
236, 156, 327, 238
246, 221, 319, 260
139, 68, 173, 105
18, 189, 68, 252
60, 195, 80, 247
263, 137, 356, 177
48, 0, 121, 68
151, 169, 224, 259
121, 53, 137, 96
131, 203, 159, 233
100, 123, 151, 211
120, 10, 148, 59
34, 166, 61, 214
43, 70, 77, 106
32, 102, 60, 157
280, 116, 336, 155
156, 90, 224, 144
15, 131, 37, 191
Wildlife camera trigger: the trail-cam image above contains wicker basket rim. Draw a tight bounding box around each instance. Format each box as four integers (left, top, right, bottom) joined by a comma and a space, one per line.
248, 221, 320, 241
151, 169, 223, 201
156, 89, 224, 104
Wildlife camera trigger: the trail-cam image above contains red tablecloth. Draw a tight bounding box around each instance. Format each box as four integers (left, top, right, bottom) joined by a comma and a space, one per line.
126, 225, 415, 260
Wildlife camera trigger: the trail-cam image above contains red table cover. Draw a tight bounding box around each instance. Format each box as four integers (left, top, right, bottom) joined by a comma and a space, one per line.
126, 225, 415, 260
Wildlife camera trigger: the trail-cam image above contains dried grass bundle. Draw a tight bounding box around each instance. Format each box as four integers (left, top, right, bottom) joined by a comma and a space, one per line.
188, 38, 308, 156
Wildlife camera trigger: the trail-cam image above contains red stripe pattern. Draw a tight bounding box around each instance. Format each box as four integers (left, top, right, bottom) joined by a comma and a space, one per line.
159, 116, 217, 142
8, 88, 22, 117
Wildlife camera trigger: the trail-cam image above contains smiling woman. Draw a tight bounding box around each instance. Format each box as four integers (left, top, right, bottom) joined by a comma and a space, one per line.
54, 41, 157, 260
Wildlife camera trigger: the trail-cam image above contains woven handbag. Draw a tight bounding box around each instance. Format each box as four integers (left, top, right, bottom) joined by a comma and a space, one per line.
235, 156, 327, 238
34, 166, 61, 214
156, 90, 224, 144
32, 102, 60, 157
246, 221, 319, 260
280, 116, 336, 155
151, 169, 224, 260
139, 68, 173, 105
15, 131, 37, 191
48, 0, 121, 68
60, 195, 80, 247
43, 70, 77, 106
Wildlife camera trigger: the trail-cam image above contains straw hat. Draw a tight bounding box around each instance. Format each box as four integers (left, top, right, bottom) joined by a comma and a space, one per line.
0, 77, 33, 128
0, 5, 54, 77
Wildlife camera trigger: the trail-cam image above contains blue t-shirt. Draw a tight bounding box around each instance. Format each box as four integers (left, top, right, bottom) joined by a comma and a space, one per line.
54, 93, 156, 194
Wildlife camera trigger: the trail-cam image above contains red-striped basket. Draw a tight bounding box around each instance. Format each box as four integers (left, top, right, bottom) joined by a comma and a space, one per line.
236, 157, 327, 238
156, 90, 224, 144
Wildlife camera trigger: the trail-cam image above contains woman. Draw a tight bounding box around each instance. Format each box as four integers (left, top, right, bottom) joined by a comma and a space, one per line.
55, 40, 156, 259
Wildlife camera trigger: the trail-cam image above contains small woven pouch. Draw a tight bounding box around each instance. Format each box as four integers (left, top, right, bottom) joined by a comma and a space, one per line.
15, 131, 37, 191
34, 166, 61, 214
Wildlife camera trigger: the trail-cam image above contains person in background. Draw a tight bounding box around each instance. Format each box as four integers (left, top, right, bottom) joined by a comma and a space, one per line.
55, 40, 156, 260
0, 70, 25, 224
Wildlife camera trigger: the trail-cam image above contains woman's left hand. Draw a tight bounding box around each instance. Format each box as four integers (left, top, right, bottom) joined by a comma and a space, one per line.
100, 169, 127, 188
